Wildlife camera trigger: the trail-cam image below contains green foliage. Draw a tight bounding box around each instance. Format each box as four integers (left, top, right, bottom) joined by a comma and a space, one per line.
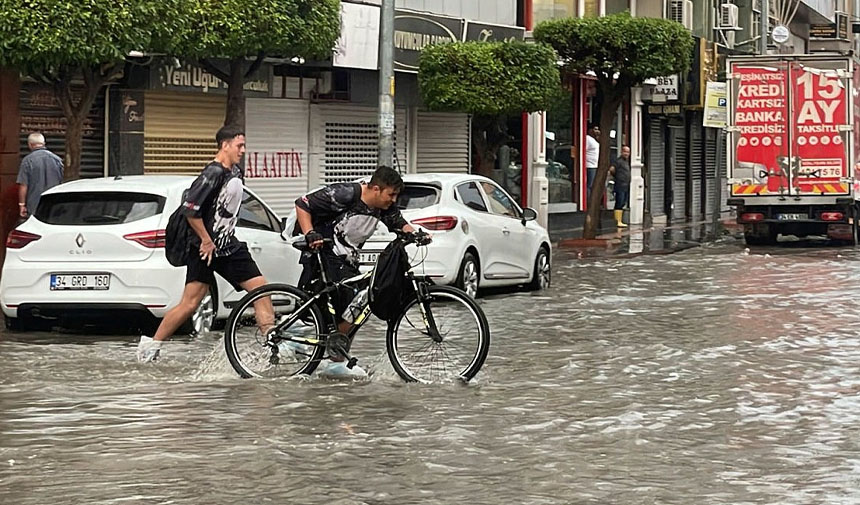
533, 12, 693, 88
418, 41, 561, 116
0, 0, 185, 73
180, 0, 341, 60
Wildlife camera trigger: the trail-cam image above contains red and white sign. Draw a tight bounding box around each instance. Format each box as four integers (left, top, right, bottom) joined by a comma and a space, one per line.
734, 66, 789, 194
791, 64, 847, 190
733, 63, 849, 195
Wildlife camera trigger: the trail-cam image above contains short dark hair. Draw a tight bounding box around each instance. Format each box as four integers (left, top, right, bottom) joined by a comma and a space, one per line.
588, 123, 599, 130
216, 125, 245, 150
368, 166, 403, 191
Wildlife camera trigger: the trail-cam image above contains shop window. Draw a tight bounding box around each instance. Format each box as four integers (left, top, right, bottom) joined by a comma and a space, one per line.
583, 0, 600, 17
546, 87, 574, 206
533, 0, 576, 24
605, 0, 629, 14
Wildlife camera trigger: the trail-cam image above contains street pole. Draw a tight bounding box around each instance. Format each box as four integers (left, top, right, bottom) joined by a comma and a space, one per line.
759, 0, 769, 55
377, 0, 396, 169
712, 130, 723, 235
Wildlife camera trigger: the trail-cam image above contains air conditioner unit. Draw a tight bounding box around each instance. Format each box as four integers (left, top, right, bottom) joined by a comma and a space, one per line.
719, 4, 739, 30
669, 0, 694, 31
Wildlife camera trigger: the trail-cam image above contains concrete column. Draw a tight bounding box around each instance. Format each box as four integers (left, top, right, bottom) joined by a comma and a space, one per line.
629, 86, 646, 225
528, 111, 549, 229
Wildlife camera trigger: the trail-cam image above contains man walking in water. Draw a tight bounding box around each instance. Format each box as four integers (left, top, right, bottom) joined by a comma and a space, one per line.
137, 125, 274, 362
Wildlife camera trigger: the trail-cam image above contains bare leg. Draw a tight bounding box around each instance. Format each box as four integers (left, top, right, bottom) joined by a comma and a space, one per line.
238, 276, 274, 335
154, 282, 210, 342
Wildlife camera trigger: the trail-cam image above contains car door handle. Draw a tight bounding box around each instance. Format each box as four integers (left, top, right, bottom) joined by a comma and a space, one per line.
502, 228, 510, 235
249, 242, 262, 252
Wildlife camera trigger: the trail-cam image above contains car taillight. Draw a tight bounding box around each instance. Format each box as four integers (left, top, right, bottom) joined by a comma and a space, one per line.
6, 230, 41, 249
740, 212, 765, 222
411, 216, 458, 231
821, 212, 844, 221
124, 229, 166, 248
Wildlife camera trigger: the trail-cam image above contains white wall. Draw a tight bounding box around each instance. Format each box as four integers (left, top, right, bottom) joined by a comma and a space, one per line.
355, 0, 517, 26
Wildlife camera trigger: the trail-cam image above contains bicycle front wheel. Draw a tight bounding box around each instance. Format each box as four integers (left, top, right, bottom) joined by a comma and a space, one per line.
386, 285, 490, 383
225, 284, 326, 379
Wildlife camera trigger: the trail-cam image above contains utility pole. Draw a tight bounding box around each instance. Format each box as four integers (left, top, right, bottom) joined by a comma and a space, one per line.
377, 0, 396, 169
759, 0, 769, 55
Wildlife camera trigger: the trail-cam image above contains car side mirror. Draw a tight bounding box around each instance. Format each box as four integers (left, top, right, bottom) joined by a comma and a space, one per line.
521, 207, 537, 224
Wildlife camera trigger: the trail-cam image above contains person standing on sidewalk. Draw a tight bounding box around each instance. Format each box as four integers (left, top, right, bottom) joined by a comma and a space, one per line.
585, 124, 600, 200
137, 125, 274, 362
17, 133, 63, 219
610, 145, 631, 228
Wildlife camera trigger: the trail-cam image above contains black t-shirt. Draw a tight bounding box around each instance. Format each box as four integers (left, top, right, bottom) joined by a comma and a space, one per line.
181, 161, 243, 257
295, 182, 407, 266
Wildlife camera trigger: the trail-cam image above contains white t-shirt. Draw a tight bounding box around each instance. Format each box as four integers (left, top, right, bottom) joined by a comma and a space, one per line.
585, 135, 599, 169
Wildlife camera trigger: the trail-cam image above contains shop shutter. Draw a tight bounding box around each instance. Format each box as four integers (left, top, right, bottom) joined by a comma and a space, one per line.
648, 119, 666, 218
19, 83, 105, 178
689, 122, 704, 220
315, 103, 408, 184
670, 126, 687, 221
143, 92, 225, 175
416, 111, 469, 173
244, 98, 310, 217
705, 128, 717, 217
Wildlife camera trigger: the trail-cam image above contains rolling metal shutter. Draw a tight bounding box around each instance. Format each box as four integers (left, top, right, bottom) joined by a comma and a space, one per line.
648, 118, 666, 218
19, 83, 105, 178
670, 126, 686, 221
705, 128, 718, 217
143, 92, 225, 175
313, 103, 408, 184
689, 122, 704, 220
416, 111, 470, 173
244, 98, 310, 216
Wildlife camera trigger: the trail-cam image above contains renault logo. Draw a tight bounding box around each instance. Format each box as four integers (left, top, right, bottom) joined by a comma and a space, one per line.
75, 233, 86, 248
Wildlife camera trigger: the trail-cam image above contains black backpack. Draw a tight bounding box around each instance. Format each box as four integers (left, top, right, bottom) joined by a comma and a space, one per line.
369, 241, 414, 321
164, 198, 191, 267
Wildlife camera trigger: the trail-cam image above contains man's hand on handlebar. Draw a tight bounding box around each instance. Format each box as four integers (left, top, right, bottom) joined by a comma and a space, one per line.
304, 230, 324, 250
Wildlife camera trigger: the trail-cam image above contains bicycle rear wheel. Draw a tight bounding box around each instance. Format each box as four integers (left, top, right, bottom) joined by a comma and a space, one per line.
386, 285, 490, 383
225, 284, 325, 379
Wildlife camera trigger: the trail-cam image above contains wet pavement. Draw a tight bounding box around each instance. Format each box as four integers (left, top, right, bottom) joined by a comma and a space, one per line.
3, 231, 860, 504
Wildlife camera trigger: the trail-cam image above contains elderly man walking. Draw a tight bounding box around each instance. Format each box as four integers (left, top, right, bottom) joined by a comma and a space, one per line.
17, 133, 63, 219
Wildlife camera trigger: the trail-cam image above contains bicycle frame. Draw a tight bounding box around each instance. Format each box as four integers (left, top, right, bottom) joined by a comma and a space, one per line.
268, 239, 442, 364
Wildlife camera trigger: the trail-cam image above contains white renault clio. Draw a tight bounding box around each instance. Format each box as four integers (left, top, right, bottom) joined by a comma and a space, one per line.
0, 175, 300, 332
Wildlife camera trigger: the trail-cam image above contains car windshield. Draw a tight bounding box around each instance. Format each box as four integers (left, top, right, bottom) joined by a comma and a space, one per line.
35, 191, 166, 225
398, 184, 439, 210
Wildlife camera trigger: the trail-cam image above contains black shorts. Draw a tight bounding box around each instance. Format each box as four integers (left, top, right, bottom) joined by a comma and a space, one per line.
185, 242, 262, 290
299, 251, 363, 320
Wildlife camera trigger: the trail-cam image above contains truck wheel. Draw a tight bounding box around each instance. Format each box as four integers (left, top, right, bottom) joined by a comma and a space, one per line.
744, 224, 777, 246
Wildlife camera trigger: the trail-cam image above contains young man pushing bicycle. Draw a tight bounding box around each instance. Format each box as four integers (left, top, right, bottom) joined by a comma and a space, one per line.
294, 166, 416, 378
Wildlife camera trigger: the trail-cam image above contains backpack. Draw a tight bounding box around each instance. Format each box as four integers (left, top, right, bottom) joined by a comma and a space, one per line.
164, 199, 191, 267
369, 240, 414, 321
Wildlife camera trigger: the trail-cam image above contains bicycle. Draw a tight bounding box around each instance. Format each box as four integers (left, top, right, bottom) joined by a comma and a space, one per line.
224, 230, 491, 383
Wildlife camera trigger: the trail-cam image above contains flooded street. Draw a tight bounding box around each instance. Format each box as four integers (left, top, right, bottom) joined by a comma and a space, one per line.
3, 234, 860, 504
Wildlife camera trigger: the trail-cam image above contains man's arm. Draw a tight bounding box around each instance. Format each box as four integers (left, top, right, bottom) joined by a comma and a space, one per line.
187, 216, 214, 265
17, 185, 28, 217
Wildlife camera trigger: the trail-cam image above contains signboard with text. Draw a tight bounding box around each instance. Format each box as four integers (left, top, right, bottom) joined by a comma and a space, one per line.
394, 11, 464, 72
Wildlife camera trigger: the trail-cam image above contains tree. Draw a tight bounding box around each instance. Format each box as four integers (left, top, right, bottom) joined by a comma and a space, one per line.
534, 13, 693, 239
0, 0, 184, 180
179, 0, 341, 129
418, 41, 561, 178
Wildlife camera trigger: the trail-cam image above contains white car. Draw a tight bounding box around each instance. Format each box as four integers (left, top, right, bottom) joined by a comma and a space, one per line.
0, 175, 300, 332
360, 173, 551, 297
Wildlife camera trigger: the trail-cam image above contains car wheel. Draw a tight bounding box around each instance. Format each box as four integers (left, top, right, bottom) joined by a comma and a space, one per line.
456, 252, 479, 298
4, 316, 24, 331
178, 288, 216, 336
527, 247, 551, 291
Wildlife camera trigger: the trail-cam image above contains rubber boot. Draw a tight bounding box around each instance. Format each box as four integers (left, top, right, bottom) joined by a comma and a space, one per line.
614, 209, 627, 228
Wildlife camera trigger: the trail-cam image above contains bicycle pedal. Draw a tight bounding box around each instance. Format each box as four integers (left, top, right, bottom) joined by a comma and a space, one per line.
346, 357, 358, 369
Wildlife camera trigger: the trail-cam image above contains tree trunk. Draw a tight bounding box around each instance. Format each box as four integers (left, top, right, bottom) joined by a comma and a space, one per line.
225, 58, 246, 129
582, 88, 624, 239
54, 66, 107, 181
471, 115, 509, 178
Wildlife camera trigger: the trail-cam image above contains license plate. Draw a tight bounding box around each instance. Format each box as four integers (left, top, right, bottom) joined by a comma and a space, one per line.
359, 251, 380, 265
50, 273, 111, 291
778, 213, 807, 221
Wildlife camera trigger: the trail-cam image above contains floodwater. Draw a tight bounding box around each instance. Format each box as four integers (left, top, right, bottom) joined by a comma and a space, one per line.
3, 234, 860, 504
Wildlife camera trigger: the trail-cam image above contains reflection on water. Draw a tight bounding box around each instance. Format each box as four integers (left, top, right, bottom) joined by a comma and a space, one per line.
3, 237, 860, 504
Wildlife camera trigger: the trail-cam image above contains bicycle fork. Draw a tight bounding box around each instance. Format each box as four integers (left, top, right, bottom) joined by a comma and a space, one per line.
414, 280, 443, 343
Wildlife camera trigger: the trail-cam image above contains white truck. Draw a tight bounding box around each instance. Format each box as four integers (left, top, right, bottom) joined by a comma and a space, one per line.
726, 53, 859, 245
